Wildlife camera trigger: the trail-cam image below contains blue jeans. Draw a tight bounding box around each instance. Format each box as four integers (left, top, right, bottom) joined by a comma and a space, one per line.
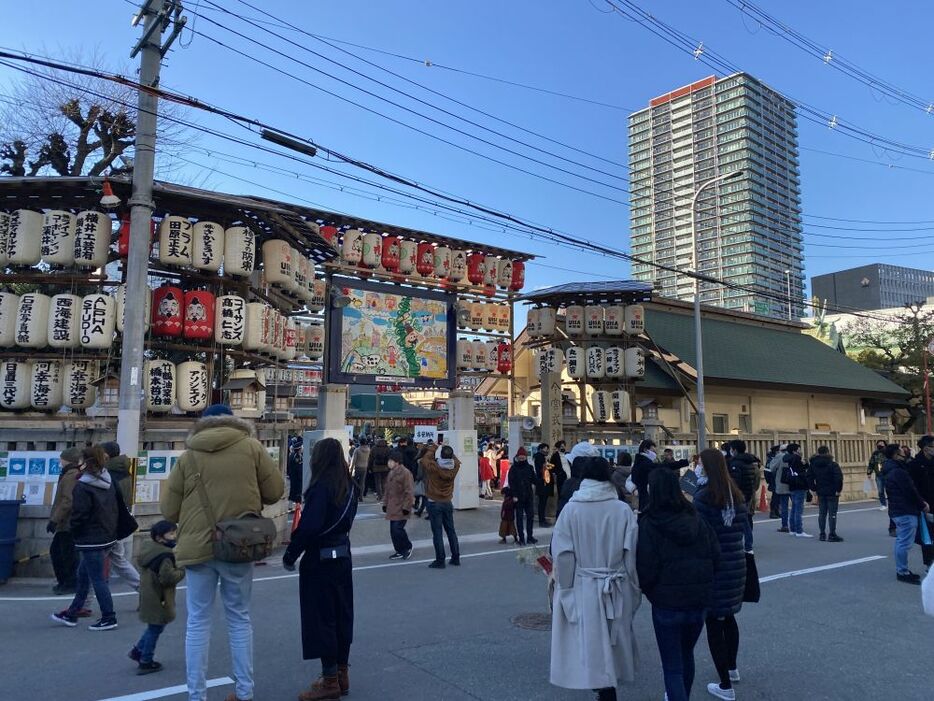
426, 501, 460, 562
876, 474, 887, 506
67, 548, 113, 619
136, 623, 166, 663
185, 560, 255, 701
790, 490, 807, 534
893, 514, 918, 575
778, 494, 791, 529
651, 607, 705, 701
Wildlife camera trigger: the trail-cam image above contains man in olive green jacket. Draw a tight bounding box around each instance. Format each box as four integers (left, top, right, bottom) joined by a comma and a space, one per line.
161, 405, 284, 701
48, 447, 82, 594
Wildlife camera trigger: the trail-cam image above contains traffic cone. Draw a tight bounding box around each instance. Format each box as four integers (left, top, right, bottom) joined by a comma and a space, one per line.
283, 503, 302, 544
758, 484, 768, 513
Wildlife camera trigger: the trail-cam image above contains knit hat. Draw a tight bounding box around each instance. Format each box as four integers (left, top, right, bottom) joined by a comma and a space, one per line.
150, 519, 177, 541
100, 441, 121, 459
568, 440, 599, 463
515, 447, 528, 458
60, 447, 82, 464
202, 403, 233, 417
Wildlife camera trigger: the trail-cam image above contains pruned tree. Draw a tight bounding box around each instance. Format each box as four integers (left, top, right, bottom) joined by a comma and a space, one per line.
845, 302, 934, 432
0, 48, 192, 178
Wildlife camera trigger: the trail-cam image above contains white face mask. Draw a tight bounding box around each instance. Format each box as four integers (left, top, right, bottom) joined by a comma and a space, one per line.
645, 450, 657, 461
695, 464, 709, 486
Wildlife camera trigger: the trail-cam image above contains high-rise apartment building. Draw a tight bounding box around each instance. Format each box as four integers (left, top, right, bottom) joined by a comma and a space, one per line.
812, 263, 934, 312
628, 73, 804, 319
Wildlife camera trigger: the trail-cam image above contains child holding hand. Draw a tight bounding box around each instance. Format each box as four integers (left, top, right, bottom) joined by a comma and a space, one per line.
499, 486, 519, 544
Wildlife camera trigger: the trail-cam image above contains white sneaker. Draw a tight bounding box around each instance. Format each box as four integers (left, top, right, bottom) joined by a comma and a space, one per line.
729, 669, 740, 682
797, 532, 814, 538
707, 683, 735, 700
879, 506, 887, 511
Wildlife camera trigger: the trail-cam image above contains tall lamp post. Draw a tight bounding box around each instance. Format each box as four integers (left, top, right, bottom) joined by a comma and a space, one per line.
924, 338, 934, 435
784, 269, 793, 321
691, 169, 743, 450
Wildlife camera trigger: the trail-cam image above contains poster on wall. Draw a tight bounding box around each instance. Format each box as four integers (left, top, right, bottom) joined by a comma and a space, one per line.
138, 451, 182, 480
327, 280, 456, 389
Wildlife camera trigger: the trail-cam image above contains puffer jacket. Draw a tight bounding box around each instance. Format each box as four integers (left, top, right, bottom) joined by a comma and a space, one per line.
161, 416, 285, 567
50, 465, 81, 532
105, 454, 134, 507
137, 538, 185, 625
808, 454, 843, 497
508, 459, 536, 503
368, 444, 390, 474
883, 459, 925, 518
782, 452, 809, 491
70, 470, 119, 550
728, 453, 760, 502
908, 452, 934, 507
693, 487, 747, 617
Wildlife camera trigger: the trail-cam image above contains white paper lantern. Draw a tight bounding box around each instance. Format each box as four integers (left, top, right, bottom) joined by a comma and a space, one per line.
566, 346, 585, 379
467, 302, 484, 330
472, 340, 487, 369
73, 211, 111, 268
177, 361, 209, 413
191, 221, 224, 272
591, 390, 611, 423
80, 294, 116, 349
15, 293, 50, 348
63, 360, 98, 409
242, 303, 266, 351
604, 305, 624, 336
0, 360, 29, 409
159, 216, 192, 266
624, 304, 645, 336
494, 304, 511, 333
539, 307, 557, 337
611, 390, 630, 423
30, 360, 63, 411
48, 294, 81, 349
114, 284, 151, 333
398, 240, 417, 275
362, 233, 382, 268
341, 229, 363, 265
585, 306, 604, 336
482, 303, 498, 332
605, 346, 624, 379
215, 295, 246, 346
145, 359, 176, 412
307, 324, 325, 361
586, 346, 605, 379
0, 292, 19, 347
526, 307, 541, 337
482, 258, 498, 287
284, 318, 297, 361
294, 256, 309, 301
485, 340, 499, 371
545, 347, 565, 374
456, 339, 473, 370
624, 347, 645, 378
305, 279, 324, 313
262, 239, 293, 288
0, 212, 9, 266
224, 226, 255, 277
41, 210, 76, 266
433, 246, 451, 278
495, 259, 513, 288
7, 209, 43, 266
565, 305, 584, 336
449, 249, 467, 282
305, 259, 317, 300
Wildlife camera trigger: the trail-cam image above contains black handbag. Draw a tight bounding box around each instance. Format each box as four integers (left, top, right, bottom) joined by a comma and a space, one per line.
743, 551, 761, 603
114, 486, 138, 541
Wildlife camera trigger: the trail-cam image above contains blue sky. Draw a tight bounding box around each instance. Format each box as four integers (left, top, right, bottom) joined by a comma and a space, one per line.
1, 1, 933, 307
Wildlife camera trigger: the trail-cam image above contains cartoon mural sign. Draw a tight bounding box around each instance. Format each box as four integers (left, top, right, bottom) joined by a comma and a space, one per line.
327, 280, 456, 389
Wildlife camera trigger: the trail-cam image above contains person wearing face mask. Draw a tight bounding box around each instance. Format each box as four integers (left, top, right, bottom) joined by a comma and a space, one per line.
908, 435, 934, 569
509, 448, 538, 545
632, 439, 683, 512
128, 520, 185, 675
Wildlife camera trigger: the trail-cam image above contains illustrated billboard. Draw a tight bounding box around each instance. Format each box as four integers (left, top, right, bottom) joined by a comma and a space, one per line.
327, 279, 456, 389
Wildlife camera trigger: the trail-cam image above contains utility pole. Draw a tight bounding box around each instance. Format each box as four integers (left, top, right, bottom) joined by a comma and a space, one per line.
925, 339, 934, 435
116, 0, 185, 457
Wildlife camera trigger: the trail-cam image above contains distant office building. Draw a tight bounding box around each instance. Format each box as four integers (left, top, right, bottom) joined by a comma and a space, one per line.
628, 73, 804, 319
812, 263, 934, 312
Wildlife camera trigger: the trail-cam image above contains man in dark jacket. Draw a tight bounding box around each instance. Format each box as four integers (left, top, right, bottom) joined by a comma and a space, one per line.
48, 447, 82, 595
100, 441, 140, 591
764, 445, 781, 519
908, 435, 934, 568
287, 441, 304, 504
883, 443, 930, 584
867, 439, 887, 508
367, 439, 391, 502
783, 444, 812, 538
728, 440, 760, 549
533, 443, 552, 528
808, 446, 844, 542
508, 448, 537, 545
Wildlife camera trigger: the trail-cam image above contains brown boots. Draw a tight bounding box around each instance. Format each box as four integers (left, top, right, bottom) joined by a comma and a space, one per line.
298, 666, 349, 701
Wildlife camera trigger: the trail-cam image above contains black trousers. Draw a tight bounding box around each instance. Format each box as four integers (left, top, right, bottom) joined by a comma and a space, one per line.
818, 495, 839, 535
50, 530, 77, 588
706, 614, 739, 689
515, 499, 534, 542
537, 492, 550, 525
389, 520, 412, 555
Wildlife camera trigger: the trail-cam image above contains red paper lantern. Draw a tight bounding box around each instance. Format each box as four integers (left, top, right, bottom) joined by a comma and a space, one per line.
319, 225, 339, 250
381, 236, 401, 272
152, 285, 185, 337
182, 290, 215, 340
496, 341, 512, 374
118, 215, 156, 258
509, 260, 525, 291
467, 253, 486, 285
416, 242, 435, 276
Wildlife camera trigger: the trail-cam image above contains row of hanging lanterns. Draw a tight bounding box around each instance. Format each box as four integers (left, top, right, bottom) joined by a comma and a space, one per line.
0, 359, 100, 411
156, 217, 255, 277
536, 346, 646, 380
456, 302, 511, 333
143, 359, 209, 412
590, 389, 632, 423
455, 339, 513, 373
260, 239, 321, 304
336, 228, 525, 291
527, 304, 645, 338
0, 210, 111, 269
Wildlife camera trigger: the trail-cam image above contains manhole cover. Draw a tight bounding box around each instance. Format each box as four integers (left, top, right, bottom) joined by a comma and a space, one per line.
511, 612, 551, 631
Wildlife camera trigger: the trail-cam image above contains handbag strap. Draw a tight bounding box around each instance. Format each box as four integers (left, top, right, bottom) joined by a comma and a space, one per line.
190, 453, 219, 529
320, 485, 355, 537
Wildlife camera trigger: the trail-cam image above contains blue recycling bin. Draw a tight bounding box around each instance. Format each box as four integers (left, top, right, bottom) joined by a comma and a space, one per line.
0, 500, 20, 540
0, 537, 16, 584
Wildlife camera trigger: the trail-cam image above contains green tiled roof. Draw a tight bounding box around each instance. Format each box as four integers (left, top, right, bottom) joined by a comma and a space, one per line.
644, 307, 908, 398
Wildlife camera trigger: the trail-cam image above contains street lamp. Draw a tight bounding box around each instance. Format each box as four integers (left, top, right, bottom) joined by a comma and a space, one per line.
784, 269, 792, 321
690, 169, 743, 450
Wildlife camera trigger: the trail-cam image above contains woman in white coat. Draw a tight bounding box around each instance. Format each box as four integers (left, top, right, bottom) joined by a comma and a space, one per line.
550, 457, 641, 701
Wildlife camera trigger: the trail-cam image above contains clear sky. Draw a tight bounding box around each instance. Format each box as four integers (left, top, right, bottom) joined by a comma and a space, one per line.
1, 0, 933, 309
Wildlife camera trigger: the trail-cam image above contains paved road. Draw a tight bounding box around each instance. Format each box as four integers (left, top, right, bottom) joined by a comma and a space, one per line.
1, 502, 931, 700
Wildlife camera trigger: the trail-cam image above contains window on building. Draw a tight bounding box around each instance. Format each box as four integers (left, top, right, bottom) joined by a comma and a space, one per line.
738, 413, 752, 433
689, 412, 698, 432
712, 414, 729, 434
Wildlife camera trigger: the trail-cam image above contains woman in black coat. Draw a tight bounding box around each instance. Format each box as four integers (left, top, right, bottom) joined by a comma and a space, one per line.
694, 449, 750, 701
284, 438, 359, 700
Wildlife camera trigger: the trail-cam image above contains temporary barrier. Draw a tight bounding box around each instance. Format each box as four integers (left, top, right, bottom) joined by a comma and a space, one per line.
30, 360, 63, 411
41, 210, 76, 266
177, 361, 209, 413
0, 293, 18, 347
223, 226, 255, 277
73, 211, 111, 268
586, 346, 605, 379
183, 290, 215, 341
80, 294, 116, 349
152, 286, 185, 337
158, 215, 192, 266
7, 209, 43, 266
0, 361, 29, 409
191, 221, 224, 272
48, 294, 82, 349
565, 305, 584, 336
215, 294, 246, 346
15, 293, 50, 348
63, 360, 98, 409
144, 359, 176, 412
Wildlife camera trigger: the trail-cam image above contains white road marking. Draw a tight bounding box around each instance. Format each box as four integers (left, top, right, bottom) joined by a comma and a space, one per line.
95, 676, 233, 701
753, 505, 884, 525
760, 555, 886, 583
